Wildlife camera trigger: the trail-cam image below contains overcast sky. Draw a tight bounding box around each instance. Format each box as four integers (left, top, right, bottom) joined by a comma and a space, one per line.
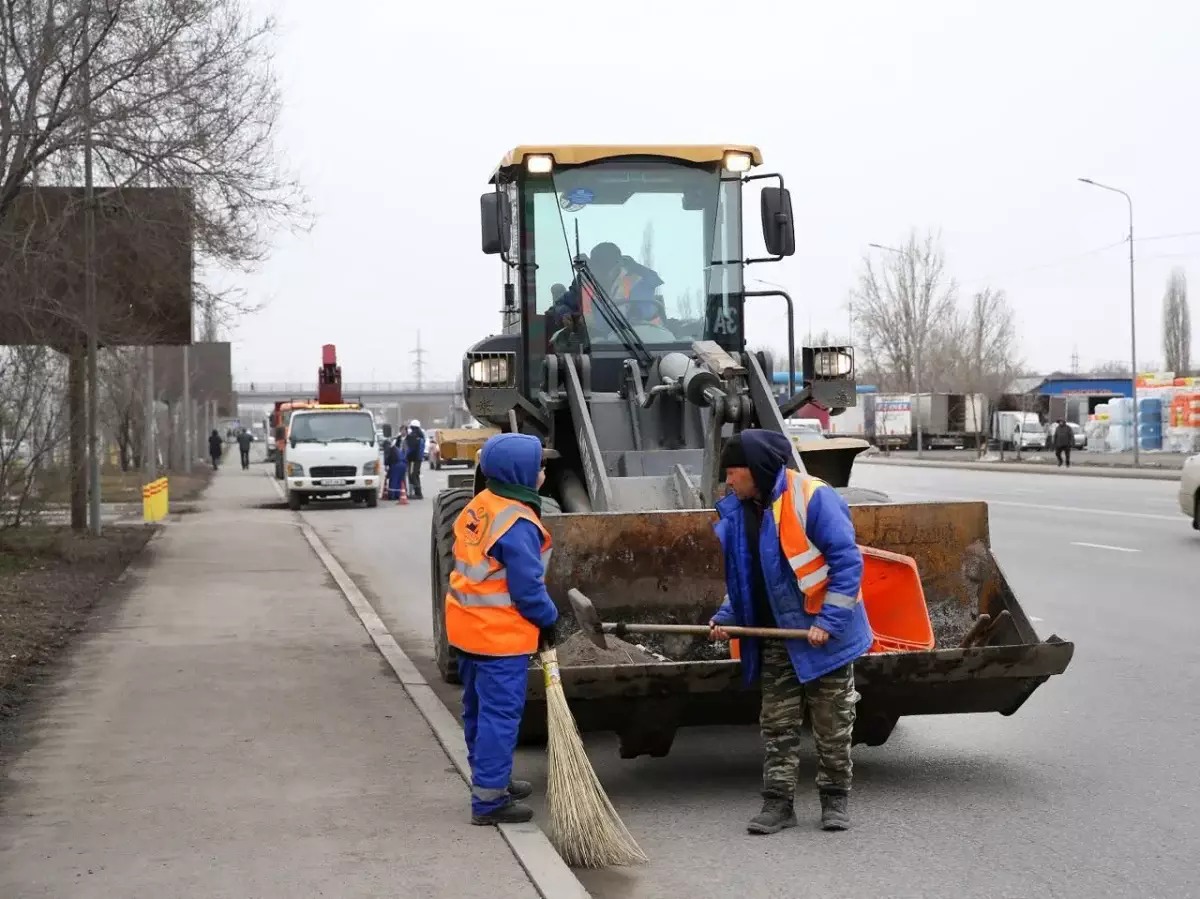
230, 0, 1200, 386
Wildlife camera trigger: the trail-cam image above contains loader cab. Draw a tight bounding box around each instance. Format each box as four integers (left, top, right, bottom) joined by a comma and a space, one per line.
475, 146, 795, 398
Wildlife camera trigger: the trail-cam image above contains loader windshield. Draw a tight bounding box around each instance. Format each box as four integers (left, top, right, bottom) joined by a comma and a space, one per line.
526, 160, 744, 351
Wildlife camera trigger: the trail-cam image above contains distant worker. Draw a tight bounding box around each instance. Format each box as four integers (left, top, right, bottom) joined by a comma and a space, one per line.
384, 439, 407, 501
404, 420, 426, 499
1053, 419, 1074, 468
446, 433, 558, 825
708, 430, 871, 835
552, 241, 664, 329
208, 430, 223, 471
237, 428, 253, 470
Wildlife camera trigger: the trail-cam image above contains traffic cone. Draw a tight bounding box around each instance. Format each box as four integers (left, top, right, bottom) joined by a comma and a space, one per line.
397, 482, 408, 505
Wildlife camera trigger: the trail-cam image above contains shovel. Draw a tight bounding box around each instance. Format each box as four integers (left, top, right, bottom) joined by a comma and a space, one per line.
567, 588, 810, 650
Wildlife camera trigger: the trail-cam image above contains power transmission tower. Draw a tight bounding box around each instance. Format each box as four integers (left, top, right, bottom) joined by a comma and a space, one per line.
1070, 346, 1080, 374
411, 331, 427, 388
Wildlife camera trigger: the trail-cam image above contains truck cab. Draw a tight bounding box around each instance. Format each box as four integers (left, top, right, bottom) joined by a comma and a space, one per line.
283, 407, 381, 510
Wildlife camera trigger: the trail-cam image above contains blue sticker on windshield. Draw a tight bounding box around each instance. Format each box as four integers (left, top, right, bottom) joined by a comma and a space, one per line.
564, 188, 594, 205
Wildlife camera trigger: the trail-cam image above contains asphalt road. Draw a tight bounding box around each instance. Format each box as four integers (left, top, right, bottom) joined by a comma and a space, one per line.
292, 460, 1199, 899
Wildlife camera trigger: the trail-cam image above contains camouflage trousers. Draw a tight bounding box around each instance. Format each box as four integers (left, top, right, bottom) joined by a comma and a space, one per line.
759, 640, 859, 799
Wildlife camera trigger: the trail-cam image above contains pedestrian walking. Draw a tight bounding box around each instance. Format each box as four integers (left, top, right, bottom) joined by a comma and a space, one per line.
1053, 419, 1074, 468
708, 430, 871, 834
445, 433, 558, 825
403, 420, 426, 499
208, 430, 223, 471
237, 428, 253, 470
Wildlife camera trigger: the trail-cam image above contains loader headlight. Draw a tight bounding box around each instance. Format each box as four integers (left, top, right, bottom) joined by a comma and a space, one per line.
812, 349, 854, 378
723, 151, 753, 173
467, 355, 511, 386
525, 154, 554, 174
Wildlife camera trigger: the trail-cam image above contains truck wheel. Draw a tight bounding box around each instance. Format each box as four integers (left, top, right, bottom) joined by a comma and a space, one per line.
288, 491, 302, 511
432, 487, 473, 684
853, 715, 898, 747
365, 489, 378, 508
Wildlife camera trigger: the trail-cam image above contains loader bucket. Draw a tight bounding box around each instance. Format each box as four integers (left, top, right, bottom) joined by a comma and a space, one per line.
522, 502, 1073, 758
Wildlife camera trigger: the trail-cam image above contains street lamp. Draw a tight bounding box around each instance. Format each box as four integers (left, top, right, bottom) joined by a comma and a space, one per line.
1077, 178, 1139, 467
868, 243, 925, 458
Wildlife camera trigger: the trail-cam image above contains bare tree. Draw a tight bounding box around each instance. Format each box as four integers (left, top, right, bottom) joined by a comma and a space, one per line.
852, 230, 958, 393
1, 0, 308, 337
639, 222, 654, 270
955, 287, 1021, 452
1163, 268, 1191, 375
0, 347, 70, 526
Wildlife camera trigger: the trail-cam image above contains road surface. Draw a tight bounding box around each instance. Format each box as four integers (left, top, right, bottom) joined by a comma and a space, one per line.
292, 461, 1198, 899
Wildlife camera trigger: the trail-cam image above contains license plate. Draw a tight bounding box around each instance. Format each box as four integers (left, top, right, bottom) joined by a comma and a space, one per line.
321, 478, 348, 486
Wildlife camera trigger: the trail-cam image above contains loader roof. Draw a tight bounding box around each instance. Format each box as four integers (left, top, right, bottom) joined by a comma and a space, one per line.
492, 144, 763, 179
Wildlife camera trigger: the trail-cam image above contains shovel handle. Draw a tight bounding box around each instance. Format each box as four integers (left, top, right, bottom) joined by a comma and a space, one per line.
604, 623, 810, 641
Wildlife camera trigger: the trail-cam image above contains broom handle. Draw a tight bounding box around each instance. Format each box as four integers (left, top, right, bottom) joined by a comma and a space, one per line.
603, 623, 810, 641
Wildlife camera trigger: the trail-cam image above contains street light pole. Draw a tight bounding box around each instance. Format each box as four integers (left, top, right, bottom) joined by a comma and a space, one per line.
868, 242, 924, 458
1078, 178, 1138, 467
82, 3, 102, 535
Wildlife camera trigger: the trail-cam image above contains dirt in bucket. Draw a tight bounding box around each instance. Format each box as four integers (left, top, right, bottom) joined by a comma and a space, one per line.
554, 631, 665, 666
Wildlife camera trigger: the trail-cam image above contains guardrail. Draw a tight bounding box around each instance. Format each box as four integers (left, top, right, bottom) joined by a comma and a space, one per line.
234, 382, 460, 394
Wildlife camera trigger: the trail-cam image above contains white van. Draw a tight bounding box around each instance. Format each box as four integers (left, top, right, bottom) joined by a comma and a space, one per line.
283, 408, 382, 510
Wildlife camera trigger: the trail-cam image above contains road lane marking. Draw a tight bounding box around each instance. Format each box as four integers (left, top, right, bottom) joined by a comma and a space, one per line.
867, 489, 1180, 522
1071, 542, 1140, 553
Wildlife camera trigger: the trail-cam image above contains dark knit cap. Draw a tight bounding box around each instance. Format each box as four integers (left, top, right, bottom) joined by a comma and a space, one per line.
720, 433, 749, 469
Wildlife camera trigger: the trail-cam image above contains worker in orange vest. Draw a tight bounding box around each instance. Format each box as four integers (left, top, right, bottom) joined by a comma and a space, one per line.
551, 241, 665, 331
709, 430, 871, 835
445, 432, 558, 825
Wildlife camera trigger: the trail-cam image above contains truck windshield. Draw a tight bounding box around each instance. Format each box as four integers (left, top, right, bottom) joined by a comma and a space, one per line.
526, 161, 743, 349
290, 412, 374, 444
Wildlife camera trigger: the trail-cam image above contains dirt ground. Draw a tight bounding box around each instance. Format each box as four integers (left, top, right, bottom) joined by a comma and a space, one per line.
0, 526, 154, 756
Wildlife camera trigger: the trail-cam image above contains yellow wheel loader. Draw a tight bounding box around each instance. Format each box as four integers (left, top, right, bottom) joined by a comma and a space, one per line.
430, 145, 1073, 757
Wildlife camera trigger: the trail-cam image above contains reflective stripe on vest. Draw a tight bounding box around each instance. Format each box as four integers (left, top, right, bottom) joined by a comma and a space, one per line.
771, 471, 861, 615
445, 490, 551, 656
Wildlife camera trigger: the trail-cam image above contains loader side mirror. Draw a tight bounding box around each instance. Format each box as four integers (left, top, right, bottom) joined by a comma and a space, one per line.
480, 192, 511, 256
760, 187, 796, 257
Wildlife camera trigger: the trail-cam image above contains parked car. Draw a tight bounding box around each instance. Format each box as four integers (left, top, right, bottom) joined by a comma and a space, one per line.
1180, 454, 1199, 530
1045, 420, 1087, 450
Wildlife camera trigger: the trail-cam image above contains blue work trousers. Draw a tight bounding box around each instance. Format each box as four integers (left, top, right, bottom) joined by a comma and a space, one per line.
458, 654, 529, 815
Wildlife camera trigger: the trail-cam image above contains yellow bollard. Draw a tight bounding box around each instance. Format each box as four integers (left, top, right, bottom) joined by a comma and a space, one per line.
142, 477, 169, 523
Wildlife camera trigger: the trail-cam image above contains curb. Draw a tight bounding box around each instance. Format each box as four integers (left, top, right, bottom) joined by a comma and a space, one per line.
856, 457, 1182, 481
268, 474, 590, 899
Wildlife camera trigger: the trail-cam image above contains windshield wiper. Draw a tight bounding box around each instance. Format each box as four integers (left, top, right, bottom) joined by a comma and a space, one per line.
328, 436, 370, 443
572, 255, 653, 369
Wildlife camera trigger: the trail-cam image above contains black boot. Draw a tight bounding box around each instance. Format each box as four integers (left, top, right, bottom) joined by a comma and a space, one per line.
819, 789, 850, 831
747, 796, 797, 835
472, 797, 534, 826
508, 780, 533, 800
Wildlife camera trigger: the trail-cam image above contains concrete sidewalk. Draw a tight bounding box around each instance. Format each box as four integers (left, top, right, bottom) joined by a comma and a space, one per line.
0, 465, 539, 898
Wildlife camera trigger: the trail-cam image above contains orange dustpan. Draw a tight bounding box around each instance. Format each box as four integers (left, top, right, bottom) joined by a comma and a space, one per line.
728, 546, 933, 659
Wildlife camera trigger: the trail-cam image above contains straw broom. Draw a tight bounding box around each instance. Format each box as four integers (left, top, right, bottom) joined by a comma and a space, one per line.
540, 647, 649, 868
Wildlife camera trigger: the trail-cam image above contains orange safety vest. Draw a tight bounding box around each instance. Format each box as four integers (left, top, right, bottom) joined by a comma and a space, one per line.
445, 490, 553, 656
770, 470, 863, 615
580, 269, 641, 317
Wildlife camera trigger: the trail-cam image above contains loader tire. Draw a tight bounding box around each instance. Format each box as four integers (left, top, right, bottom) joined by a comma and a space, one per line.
836, 486, 892, 505
432, 487, 473, 685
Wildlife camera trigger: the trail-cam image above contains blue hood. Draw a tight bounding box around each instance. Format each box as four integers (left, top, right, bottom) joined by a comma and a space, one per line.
480, 433, 542, 489
742, 430, 793, 501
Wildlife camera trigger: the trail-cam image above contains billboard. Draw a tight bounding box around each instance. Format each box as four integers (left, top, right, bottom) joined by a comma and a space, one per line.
152, 343, 234, 416
0, 186, 193, 347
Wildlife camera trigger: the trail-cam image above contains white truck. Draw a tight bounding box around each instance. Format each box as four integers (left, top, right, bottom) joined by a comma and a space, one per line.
283, 407, 383, 510
992, 410, 1045, 451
